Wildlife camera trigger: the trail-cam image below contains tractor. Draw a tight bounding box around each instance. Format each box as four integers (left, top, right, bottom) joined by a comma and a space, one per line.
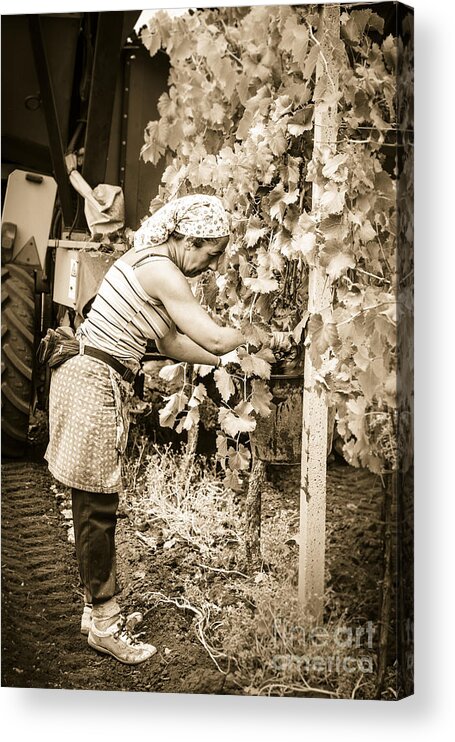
1, 10, 169, 457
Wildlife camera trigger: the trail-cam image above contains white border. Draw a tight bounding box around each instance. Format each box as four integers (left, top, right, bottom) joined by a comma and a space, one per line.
2, 1, 455, 740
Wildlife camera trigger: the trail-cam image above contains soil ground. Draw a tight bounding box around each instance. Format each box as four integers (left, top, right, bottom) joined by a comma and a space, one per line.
1, 442, 384, 694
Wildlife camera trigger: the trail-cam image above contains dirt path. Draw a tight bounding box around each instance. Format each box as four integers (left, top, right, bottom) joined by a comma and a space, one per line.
2, 451, 385, 694
1, 456, 222, 693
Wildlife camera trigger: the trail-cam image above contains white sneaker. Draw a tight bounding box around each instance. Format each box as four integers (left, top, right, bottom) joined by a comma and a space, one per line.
80, 604, 93, 636
88, 613, 156, 665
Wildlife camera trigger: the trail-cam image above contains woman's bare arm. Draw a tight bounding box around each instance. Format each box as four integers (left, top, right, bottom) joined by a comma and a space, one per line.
156, 325, 221, 365
136, 260, 244, 355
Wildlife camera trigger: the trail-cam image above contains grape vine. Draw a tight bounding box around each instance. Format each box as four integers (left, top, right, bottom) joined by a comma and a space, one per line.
139, 4, 413, 483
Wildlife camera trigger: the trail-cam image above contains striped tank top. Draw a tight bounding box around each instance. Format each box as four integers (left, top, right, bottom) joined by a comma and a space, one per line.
78, 254, 173, 363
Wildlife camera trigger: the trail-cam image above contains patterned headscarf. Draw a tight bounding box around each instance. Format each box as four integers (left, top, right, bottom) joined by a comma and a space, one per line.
134, 194, 230, 252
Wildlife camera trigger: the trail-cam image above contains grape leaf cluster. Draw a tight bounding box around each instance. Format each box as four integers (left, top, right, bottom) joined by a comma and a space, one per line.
140, 5, 413, 481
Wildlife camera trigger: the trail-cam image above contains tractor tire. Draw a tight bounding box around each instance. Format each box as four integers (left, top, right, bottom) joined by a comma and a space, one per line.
1, 264, 36, 458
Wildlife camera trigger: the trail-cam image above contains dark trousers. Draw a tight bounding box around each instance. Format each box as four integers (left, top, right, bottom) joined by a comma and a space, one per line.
71, 488, 119, 605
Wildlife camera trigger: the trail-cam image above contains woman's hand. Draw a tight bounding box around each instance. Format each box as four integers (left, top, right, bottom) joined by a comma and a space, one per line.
219, 349, 240, 365
270, 331, 294, 353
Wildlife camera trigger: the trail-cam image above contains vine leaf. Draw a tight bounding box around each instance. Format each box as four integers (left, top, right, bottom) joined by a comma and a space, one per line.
238, 349, 272, 379
322, 153, 348, 180
216, 432, 228, 461
159, 391, 189, 428
257, 248, 284, 273
239, 319, 270, 348
267, 183, 287, 222
287, 107, 314, 136
307, 313, 341, 357
194, 364, 215, 378
353, 345, 370, 372
207, 103, 226, 126
380, 303, 397, 324
214, 367, 236, 402
250, 379, 273, 417
341, 9, 384, 44
346, 396, 368, 439
358, 219, 377, 243
140, 120, 168, 165
243, 275, 279, 294
223, 468, 243, 493
245, 216, 267, 247
320, 183, 346, 214
382, 34, 397, 71
213, 56, 238, 98
292, 311, 310, 343
358, 364, 380, 403
256, 347, 276, 363
279, 16, 309, 65
303, 43, 319, 81
159, 362, 185, 383
140, 26, 162, 57
176, 407, 200, 433
219, 401, 257, 437
188, 383, 207, 408
319, 240, 356, 281
228, 443, 251, 471
268, 126, 288, 157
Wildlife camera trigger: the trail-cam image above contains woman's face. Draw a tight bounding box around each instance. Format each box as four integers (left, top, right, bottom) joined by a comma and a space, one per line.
181, 237, 228, 278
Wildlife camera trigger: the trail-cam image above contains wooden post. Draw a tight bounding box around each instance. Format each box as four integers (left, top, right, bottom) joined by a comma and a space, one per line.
245, 458, 265, 573
375, 472, 395, 699
298, 4, 340, 622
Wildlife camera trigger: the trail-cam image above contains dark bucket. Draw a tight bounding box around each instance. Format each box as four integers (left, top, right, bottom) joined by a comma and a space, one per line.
251, 373, 304, 464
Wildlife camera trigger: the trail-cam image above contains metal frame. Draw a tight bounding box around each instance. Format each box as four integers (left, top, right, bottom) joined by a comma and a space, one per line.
28, 15, 75, 225
81, 12, 126, 188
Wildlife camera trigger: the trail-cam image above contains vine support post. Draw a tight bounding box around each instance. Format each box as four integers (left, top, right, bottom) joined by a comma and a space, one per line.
245, 458, 265, 573
375, 471, 395, 699
298, 3, 340, 622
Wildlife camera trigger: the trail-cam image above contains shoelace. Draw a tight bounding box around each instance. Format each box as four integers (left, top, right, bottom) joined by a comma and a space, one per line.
112, 612, 144, 645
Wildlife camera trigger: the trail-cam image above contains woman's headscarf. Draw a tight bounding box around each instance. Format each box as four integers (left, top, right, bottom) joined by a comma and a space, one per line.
134, 194, 230, 252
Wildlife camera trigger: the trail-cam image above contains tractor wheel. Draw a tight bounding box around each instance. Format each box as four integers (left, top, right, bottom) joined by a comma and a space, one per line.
1, 264, 36, 458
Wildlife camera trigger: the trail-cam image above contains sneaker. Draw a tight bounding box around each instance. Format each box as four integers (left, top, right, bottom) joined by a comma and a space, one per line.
87, 613, 156, 665
80, 604, 93, 636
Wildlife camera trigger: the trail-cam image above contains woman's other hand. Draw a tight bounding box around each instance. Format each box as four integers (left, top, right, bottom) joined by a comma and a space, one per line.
219, 349, 240, 366
270, 331, 294, 353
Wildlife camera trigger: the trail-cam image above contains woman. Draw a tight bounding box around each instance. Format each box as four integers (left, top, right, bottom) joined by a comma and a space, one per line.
45, 195, 247, 665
